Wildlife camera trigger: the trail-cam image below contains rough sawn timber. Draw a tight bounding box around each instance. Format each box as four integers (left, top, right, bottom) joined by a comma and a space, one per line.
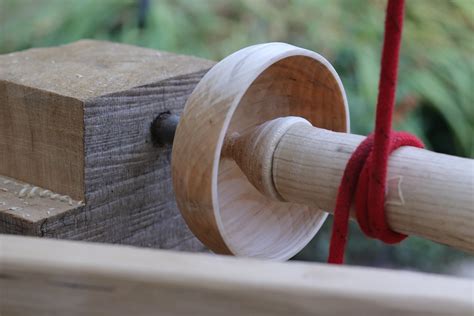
0, 40, 214, 251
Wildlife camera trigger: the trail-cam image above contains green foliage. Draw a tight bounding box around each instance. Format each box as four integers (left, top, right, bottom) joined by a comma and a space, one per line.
2, 0, 471, 155
1, 0, 472, 273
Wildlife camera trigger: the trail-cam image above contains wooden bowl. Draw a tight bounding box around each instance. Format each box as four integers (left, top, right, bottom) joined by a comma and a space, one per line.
172, 43, 349, 260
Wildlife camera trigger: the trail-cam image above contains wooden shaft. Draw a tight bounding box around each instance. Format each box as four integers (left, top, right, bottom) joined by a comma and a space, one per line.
227, 117, 474, 253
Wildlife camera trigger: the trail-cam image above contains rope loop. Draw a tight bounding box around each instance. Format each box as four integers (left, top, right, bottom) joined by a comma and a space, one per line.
354, 132, 424, 244
328, 0, 425, 264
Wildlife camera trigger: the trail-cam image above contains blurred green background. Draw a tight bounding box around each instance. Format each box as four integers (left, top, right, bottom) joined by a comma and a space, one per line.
1, 0, 472, 276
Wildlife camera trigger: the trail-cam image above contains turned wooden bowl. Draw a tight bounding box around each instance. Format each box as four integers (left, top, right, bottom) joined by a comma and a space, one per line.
172, 43, 349, 259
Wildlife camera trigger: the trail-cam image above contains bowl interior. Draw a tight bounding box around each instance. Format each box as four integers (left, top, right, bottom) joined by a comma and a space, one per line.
217, 55, 348, 259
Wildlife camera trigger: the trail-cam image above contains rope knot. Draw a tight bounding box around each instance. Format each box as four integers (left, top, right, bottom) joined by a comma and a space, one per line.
328, 130, 423, 264
354, 131, 423, 244
328, 0, 425, 264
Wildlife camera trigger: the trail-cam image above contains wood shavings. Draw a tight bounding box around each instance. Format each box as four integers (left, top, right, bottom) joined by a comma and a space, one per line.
28, 186, 39, 198
39, 190, 52, 197
18, 187, 28, 198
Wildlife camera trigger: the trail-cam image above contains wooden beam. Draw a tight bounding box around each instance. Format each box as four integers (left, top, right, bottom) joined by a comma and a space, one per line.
0, 234, 472, 316
0, 40, 214, 250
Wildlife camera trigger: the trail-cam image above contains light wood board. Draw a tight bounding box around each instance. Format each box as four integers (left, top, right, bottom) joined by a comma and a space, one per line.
0, 234, 472, 316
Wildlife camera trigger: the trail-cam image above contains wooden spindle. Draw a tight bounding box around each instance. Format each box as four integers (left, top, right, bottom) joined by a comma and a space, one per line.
226, 117, 474, 253
171, 42, 473, 259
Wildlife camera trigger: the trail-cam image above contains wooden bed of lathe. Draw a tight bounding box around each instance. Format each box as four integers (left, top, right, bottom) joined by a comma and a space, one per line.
0, 41, 472, 316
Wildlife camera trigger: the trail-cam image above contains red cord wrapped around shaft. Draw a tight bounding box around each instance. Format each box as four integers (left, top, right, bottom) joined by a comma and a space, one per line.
328, 0, 424, 264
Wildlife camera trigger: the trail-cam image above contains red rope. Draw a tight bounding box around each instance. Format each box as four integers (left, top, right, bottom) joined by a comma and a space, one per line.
328, 0, 424, 264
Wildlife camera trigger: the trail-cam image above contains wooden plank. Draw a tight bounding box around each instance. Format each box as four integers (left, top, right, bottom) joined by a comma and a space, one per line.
0, 235, 472, 316
0, 40, 214, 250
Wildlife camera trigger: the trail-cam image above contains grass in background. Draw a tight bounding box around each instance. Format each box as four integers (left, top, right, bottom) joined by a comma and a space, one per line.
1, 0, 472, 274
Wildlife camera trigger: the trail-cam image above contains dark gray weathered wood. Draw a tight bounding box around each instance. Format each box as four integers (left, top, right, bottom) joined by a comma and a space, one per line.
0, 40, 214, 251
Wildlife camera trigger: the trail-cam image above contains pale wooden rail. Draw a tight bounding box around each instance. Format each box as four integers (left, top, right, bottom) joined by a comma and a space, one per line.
0, 234, 472, 316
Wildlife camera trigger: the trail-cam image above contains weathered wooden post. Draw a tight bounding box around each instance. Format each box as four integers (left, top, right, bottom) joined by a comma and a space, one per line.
0, 40, 213, 250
